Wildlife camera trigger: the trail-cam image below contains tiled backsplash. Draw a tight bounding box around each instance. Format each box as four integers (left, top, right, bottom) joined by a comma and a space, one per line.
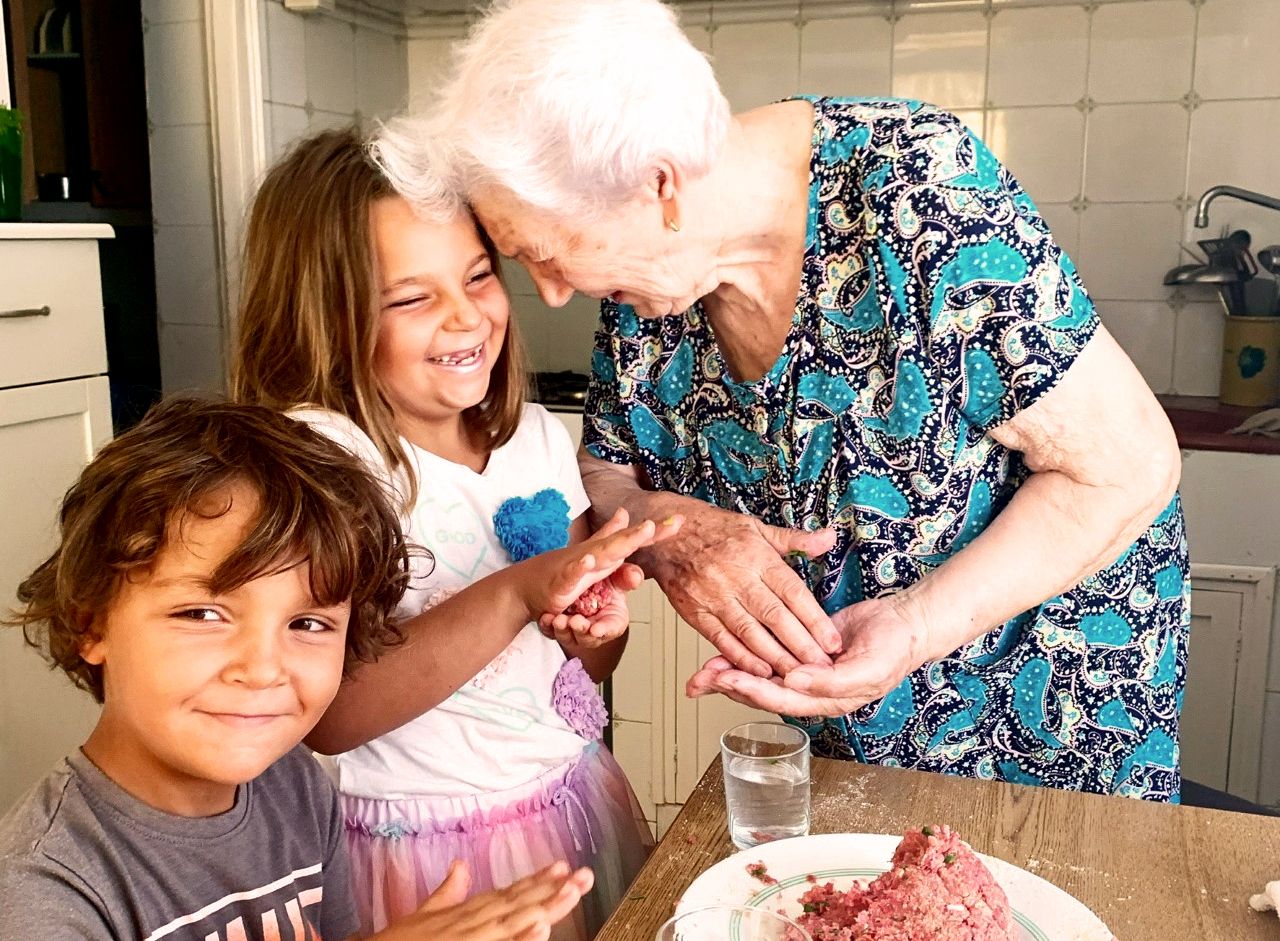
410, 0, 1280, 394
141, 0, 408, 393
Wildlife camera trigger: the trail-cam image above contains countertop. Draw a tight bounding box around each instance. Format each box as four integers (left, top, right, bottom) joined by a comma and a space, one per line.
0, 222, 114, 240
600, 756, 1280, 941
1158, 394, 1280, 456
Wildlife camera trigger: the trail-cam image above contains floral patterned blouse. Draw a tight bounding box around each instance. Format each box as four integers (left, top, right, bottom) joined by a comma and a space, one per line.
584, 97, 1189, 800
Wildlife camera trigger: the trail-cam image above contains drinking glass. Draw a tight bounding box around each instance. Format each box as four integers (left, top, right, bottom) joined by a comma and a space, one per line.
655, 906, 811, 941
720, 721, 810, 850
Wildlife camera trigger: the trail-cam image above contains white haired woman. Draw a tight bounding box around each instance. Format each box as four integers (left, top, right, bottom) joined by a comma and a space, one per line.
376, 0, 1189, 800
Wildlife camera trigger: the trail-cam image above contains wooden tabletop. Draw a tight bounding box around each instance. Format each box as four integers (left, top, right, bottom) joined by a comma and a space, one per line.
599, 757, 1280, 941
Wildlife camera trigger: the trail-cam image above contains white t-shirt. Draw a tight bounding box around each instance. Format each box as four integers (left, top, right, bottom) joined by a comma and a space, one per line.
292, 405, 593, 800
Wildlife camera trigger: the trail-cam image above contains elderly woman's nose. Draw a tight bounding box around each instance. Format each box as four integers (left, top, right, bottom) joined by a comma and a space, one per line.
530, 267, 574, 308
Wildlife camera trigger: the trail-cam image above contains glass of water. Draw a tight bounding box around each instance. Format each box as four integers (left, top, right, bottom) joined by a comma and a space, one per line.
655, 906, 811, 941
721, 721, 810, 850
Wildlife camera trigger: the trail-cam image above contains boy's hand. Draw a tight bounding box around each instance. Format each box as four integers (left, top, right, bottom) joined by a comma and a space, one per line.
524, 509, 683, 621
371, 860, 594, 941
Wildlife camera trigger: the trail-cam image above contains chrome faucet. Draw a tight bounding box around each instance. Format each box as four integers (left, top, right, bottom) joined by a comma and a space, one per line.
1194, 185, 1280, 228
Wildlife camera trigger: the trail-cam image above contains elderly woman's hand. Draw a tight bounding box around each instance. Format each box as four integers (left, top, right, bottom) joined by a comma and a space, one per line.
645, 499, 842, 677
685, 593, 935, 717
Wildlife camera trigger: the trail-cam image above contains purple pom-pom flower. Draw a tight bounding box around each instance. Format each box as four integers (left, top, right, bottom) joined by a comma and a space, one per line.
552, 658, 609, 741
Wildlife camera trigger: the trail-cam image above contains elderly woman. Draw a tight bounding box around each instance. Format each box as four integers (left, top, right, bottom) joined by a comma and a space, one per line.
375, 0, 1189, 800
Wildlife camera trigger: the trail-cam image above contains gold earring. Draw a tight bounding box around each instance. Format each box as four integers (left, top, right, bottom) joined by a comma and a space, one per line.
667, 218, 681, 233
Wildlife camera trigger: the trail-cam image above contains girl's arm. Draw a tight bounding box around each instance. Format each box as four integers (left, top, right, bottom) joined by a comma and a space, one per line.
306, 511, 678, 754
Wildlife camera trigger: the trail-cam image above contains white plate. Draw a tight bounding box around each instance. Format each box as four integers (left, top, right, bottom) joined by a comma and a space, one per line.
679, 833, 1115, 941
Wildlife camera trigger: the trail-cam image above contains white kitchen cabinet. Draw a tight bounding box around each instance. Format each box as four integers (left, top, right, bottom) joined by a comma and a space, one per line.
0, 223, 114, 811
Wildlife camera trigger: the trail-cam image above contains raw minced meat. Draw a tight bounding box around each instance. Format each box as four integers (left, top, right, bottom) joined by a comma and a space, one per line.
796, 826, 1018, 941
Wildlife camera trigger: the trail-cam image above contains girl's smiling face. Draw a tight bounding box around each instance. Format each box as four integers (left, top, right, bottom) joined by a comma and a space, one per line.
371, 197, 511, 438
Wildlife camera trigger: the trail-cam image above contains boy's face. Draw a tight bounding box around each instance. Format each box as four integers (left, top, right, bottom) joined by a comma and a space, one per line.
81, 483, 351, 816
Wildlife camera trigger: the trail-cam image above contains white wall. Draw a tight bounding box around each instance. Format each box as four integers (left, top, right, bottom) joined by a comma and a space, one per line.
408, 0, 1280, 388
141, 0, 225, 393
140, 0, 409, 394
1179, 449, 1280, 808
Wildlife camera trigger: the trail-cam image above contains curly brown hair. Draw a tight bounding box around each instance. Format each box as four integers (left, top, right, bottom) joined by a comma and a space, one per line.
7, 397, 412, 703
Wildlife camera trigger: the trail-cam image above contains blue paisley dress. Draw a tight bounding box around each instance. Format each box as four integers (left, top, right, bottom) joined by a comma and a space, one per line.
583, 98, 1190, 801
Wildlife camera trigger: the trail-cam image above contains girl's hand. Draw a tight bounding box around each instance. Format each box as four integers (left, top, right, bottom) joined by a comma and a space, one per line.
538, 573, 632, 648
370, 860, 594, 941
522, 509, 683, 620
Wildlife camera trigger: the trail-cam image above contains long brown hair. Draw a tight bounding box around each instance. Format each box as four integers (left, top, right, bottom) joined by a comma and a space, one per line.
7, 397, 410, 703
231, 127, 529, 507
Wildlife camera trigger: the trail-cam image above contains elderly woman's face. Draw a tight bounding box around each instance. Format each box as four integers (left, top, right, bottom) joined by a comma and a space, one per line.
471, 187, 715, 319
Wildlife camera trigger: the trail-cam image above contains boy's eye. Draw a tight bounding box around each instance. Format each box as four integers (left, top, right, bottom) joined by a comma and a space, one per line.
174, 608, 221, 622
290, 617, 334, 634
468, 268, 494, 285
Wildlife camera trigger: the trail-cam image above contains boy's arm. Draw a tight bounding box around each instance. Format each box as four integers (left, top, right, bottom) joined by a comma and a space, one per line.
0, 857, 111, 940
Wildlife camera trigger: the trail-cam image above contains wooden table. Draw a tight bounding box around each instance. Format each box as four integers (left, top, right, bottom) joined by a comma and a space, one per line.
599, 757, 1280, 941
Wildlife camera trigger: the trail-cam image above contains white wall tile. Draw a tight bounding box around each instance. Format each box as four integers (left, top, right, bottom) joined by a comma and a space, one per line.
149, 124, 215, 226
1095, 300, 1176, 394
1196, 0, 1280, 101
406, 38, 454, 107
309, 108, 355, 135
1077, 203, 1183, 301
1257, 691, 1280, 808
1173, 301, 1225, 397
987, 6, 1088, 108
684, 25, 712, 56
143, 0, 201, 25
159, 323, 226, 393
511, 294, 599, 374
501, 257, 539, 298
1187, 99, 1280, 209
986, 107, 1083, 204
1089, 0, 1195, 104
268, 102, 310, 164
264, 0, 307, 107
143, 20, 209, 127
305, 15, 356, 114
799, 16, 892, 99
952, 109, 986, 141
154, 225, 221, 327
891, 11, 988, 110
356, 28, 407, 120
1037, 203, 1080, 261
1085, 103, 1188, 203
712, 21, 800, 113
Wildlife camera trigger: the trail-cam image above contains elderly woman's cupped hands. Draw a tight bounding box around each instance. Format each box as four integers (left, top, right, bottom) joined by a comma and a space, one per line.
686, 592, 935, 718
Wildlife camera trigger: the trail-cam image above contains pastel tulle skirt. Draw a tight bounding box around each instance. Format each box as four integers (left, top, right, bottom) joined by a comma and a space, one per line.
342, 742, 653, 939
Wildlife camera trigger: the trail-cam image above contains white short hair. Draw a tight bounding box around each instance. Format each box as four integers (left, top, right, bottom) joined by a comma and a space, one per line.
372, 0, 731, 220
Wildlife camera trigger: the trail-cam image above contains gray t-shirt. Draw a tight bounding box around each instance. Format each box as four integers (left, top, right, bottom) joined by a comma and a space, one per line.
0, 747, 358, 941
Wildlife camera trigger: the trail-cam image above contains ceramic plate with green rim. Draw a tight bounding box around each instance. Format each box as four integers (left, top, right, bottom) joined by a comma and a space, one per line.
678, 833, 1115, 941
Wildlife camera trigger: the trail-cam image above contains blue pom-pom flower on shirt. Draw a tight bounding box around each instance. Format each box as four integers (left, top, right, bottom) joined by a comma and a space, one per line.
492, 488, 572, 563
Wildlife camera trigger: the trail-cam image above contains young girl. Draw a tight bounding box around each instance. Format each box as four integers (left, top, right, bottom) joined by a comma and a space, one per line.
232, 128, 666, 940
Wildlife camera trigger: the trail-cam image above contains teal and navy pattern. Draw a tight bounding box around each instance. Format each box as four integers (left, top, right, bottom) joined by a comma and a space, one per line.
583, 98, 1190, 801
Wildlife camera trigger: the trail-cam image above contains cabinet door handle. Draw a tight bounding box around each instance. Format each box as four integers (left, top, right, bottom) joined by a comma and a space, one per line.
0, 306, 51, 320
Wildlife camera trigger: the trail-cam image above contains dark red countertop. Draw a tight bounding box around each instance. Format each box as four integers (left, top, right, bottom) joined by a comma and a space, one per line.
1158, 394, 1280, 455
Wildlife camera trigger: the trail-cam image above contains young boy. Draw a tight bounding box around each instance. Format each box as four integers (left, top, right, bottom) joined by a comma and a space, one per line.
0, 398, 634, 941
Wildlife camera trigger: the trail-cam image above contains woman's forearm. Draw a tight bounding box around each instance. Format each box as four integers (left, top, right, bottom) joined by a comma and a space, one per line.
903, 328, 1181, 662
904, 460, 1178, 662
306, 567, 536, 754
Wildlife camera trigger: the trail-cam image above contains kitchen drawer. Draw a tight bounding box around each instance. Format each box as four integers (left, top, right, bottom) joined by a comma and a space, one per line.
0, 239, 108, 388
